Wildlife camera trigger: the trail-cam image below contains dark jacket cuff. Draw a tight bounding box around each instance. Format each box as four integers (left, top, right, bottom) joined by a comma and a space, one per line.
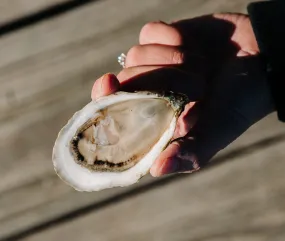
248, 1, 285, 122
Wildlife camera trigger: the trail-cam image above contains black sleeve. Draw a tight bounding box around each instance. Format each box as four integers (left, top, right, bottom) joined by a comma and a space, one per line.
248, 0, 285, 122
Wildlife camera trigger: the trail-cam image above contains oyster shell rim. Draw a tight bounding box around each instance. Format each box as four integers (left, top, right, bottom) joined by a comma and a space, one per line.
52, 91, 188, 191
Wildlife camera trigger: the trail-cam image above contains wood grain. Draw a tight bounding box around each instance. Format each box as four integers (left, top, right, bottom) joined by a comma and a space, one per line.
0, 0, 270, 239
24, 140, 285, 241
0, 0, 70, 24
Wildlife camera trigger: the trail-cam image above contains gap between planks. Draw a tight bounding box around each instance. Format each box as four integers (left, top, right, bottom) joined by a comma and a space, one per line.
0, 0, 70, 25
16, 139, 285, 241
0, 0, 262, 239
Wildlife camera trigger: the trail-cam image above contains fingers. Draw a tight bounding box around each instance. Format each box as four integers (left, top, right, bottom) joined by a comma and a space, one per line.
127, 21, 184, 68
124, 43, 207, 75
117, 66, 204, 100
91, 66, 205, 102
91, 73, 120, 100
150, 102, 250, 177
139, 21, 182, 46
173, 102, 198, 139
150, 104, 200, 177
125, 44, 184, 68
150, 138, 200, 177
117, 66, 163, 81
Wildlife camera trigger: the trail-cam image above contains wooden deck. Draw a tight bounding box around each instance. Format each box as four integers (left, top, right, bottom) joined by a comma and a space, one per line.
1, 0, 285, 240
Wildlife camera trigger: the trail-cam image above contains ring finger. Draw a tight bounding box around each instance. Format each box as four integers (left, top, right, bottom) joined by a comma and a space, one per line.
125, 44, 184, 68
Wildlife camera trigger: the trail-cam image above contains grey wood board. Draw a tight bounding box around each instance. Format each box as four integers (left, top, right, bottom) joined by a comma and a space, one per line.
0, 0, 266, 239
0, 0, 70, 24
24, 141, 285, 241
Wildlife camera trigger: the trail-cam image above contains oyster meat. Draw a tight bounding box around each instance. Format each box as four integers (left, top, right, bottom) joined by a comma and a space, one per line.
53, 91, 188, 191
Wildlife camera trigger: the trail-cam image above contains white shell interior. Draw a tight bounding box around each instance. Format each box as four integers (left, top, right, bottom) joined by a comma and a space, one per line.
53, 92, 178, 191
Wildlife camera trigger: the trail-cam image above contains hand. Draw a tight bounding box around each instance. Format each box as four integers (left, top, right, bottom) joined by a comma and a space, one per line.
91, 14, 274, 177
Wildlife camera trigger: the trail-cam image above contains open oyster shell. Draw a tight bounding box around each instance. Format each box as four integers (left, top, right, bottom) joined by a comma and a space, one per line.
53, 91, 188, 191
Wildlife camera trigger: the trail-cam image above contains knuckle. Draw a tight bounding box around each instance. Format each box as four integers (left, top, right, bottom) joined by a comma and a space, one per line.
171, 50, 184, 64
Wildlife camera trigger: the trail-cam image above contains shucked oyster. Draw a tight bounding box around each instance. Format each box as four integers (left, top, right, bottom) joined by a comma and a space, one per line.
53, 91, 188, 191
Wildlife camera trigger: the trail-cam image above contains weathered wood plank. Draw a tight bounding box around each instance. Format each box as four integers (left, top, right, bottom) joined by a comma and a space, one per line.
0, 0, 69, 24
0, 0, 193, 195
0, 0, 258, 116
0, 114, 283, 240
24, 140, 285, 241
0, 0, 263, 239
0, 0, 256, 194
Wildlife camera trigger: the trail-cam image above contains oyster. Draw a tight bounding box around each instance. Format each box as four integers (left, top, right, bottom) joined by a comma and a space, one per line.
53, 91, 188, 191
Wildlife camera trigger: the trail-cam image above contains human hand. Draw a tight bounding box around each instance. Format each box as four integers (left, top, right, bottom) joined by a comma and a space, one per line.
91, 14, 274, 177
